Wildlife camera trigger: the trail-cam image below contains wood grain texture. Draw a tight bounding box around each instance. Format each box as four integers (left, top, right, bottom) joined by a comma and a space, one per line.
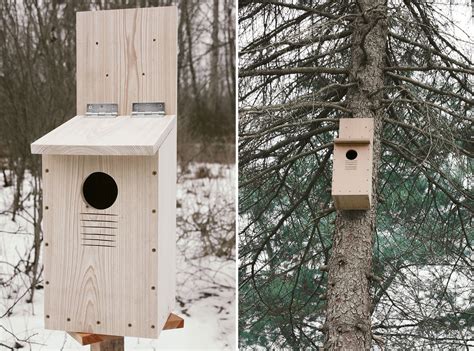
67, 312, 182, 346
38, 6, 178, 340
156, 126, 177, 331
31, 115, 176, 156
76, 7, 177, 116
43, 154, 164, 338
163, 313, 184, 330
90, 337, 124, 351
67, 332, 123, 346
331, 118, 374, 210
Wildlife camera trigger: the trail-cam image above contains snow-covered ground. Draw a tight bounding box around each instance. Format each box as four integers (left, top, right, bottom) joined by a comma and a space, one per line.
0, 163, 236, 350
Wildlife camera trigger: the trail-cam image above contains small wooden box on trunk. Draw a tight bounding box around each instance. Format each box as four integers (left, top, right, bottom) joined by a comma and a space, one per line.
30, 6, 178, 339
331, 118, 374, 210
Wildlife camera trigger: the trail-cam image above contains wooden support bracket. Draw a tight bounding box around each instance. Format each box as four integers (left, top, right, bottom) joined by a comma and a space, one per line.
66, 332, 123, 347
67, 313, 184, 350
163, 313, 185, 330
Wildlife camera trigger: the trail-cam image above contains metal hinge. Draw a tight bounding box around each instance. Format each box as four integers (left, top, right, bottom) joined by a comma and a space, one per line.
85, 103, 118, 118
131, 102, 166, 117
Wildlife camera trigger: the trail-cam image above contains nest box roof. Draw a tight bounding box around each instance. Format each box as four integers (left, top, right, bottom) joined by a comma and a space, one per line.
31, 115, 176, 156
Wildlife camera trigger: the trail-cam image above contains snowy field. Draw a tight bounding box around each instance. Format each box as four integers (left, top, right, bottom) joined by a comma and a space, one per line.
0, 163, 236, 350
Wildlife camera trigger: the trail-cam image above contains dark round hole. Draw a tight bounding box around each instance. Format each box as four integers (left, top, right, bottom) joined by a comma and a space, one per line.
346, 149, 358, 160
82, 172, 118, 210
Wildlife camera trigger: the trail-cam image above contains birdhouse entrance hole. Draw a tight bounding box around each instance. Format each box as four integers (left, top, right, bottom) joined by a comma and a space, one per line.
82, 172, 118, 210
346, 149, 358, 160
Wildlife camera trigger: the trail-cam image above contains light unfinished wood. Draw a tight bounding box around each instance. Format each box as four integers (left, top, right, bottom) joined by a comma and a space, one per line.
67, 312, 183, 347
333, 138, 370, 145
67, 332, 123, 346
42, 154, 166, 338
332, 118, 374, 210
37, 6, 178, 340
76, 7, 177, 116
31, 115, 176, 156
157, 127, 177, 330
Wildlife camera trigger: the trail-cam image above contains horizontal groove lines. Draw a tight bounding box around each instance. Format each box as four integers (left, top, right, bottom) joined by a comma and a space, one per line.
80, 212, 118, 248
345, 160, 357, 170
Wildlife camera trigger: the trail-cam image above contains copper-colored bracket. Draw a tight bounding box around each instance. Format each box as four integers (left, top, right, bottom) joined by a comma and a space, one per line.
67, 313, 184, 349
67, 332, 123, 346
163, 313, 184, 330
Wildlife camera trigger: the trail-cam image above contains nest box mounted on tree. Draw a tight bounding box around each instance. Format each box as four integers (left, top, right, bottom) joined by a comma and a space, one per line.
331, 118, 374, 210
30, 7, 181, 340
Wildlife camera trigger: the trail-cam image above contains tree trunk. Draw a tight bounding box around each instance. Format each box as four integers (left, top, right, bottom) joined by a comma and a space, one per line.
324, 1, 387, 350
209, 0, 220, 114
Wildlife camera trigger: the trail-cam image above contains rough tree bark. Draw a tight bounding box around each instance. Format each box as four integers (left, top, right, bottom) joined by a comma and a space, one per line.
324, 1, 387, 350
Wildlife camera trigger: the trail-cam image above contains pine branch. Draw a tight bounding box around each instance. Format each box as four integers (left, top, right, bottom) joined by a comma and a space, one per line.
387, 72, 474, 106
241, 101, 349, 114
385, 65, 474, 75
240, 142, 333, 187
240, 66, 350, 77
381, 98, 473, 123
249, 0, 338, 19
389, 31, 472, 70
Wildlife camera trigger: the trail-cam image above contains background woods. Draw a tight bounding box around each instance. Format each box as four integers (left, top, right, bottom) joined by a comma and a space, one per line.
239, 0, 472, 349
0, 0, 235, 349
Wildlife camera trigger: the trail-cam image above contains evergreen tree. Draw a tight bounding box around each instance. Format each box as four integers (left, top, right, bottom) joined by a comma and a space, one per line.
239, 0, 473, 349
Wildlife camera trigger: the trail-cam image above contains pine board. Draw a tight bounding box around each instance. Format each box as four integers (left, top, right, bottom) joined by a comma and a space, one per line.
31, 115, 176, 156
76, 7, 177, 116
42, 154, 170, 338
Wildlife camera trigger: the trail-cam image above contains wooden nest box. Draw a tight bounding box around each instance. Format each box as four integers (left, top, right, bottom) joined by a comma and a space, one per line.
30, 7, 180, 339
331, 118, 374, 210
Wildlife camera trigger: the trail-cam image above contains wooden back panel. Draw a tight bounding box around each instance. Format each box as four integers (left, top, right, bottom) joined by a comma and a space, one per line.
76, 7, 177, 116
